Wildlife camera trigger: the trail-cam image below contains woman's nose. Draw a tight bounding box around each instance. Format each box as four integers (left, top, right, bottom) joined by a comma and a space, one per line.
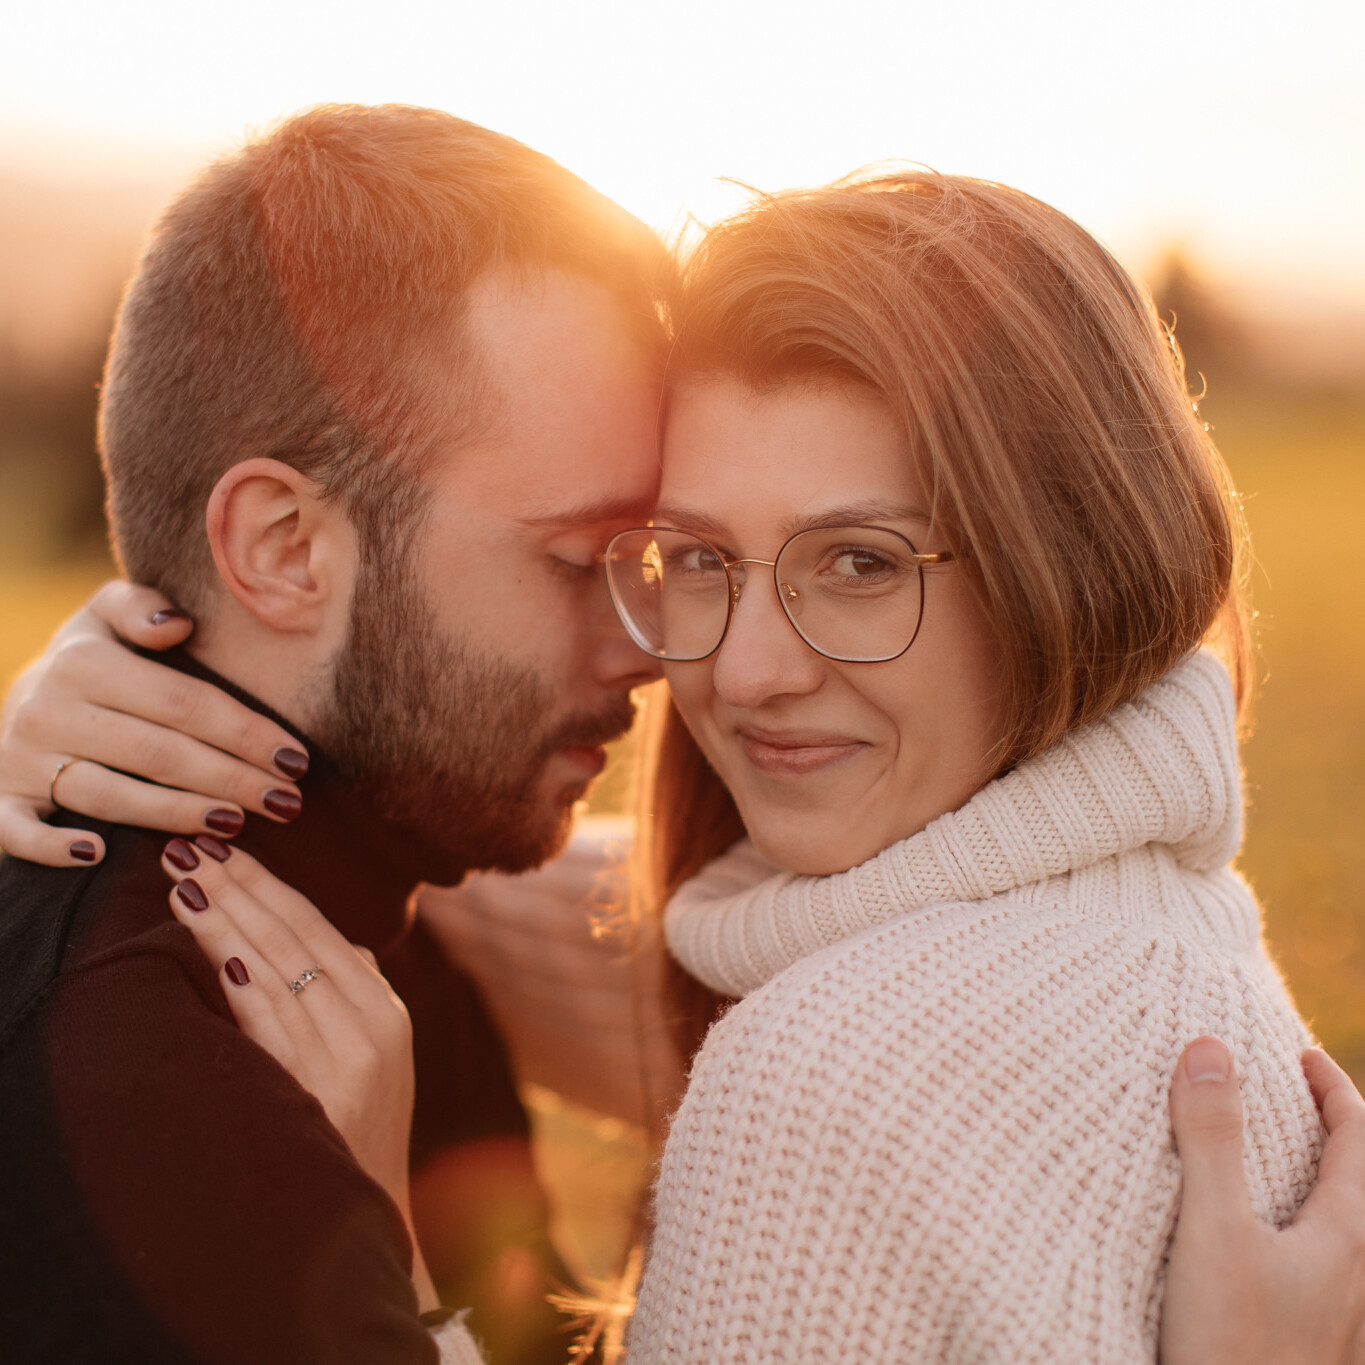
711, 575, 824, 707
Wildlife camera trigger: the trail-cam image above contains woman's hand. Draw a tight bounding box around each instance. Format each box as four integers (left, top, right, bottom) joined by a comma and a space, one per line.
158, 835, 438, 1312
0, 580, 307, 867
1162, 1037, 1365, 1364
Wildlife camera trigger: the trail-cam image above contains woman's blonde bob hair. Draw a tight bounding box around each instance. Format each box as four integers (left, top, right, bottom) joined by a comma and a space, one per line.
634, 170, 1252, 1052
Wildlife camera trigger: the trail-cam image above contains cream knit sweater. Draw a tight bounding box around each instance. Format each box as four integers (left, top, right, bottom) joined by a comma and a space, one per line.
630, 651, 1321, 1363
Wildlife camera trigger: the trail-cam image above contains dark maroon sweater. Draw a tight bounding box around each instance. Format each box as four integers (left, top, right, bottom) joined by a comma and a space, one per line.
0, 655, 560, 1364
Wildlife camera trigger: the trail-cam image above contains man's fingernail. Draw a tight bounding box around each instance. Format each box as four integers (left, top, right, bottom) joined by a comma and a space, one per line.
273, 747, 310, 780
263, 789, 302, 821
175, 878, 209, 912
195, 834, 232, 863
224, 957, 250, 987
68, 841, 98, 863
204, 808, 244, 836
164, 838, 200, 872
150, 608, 190, 626
1186, 1037, 1232, 1084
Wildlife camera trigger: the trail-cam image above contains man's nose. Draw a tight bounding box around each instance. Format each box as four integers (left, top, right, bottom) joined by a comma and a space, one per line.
711, 573, 823, 708
592, 583, 664, 689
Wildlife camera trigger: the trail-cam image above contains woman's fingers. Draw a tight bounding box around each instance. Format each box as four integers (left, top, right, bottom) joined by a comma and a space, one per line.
160, 842, 417, 1206
200, 845, 387, 994
32, 634, 309, 791
48, 758, 249, 837
162, 849, 348, 1061
44, 705, 297, 828
1168, 1037, 1256, 1231
160, 843, 385, 1027
82, 579, 196, 650
0, 795, 105, 866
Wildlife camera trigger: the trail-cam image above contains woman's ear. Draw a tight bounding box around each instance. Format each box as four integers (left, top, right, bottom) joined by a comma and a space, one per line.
205, 459, 356, 633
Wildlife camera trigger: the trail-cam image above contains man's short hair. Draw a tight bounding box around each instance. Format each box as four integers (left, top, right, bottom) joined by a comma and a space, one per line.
100, 104, 671, 613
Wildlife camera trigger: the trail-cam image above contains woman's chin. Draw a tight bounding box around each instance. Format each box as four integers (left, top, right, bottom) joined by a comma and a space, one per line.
746, 823, 878, 878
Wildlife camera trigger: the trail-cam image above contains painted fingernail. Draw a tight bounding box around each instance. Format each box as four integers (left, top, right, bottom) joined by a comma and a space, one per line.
164, 838, 200, 871
1185, 1037, 1232, 1084
204, 808, 244, 836
194, 834, 232, 863
68, 840, 98, 863
175, 878, 209, 912
263, 789, 302, 821
150, 608, 190, 626
273, 747, 310, 780
224, 957, 250, 987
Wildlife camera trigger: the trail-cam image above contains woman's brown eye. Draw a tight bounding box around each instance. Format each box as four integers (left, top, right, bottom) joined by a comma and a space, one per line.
832, 550, 892, 577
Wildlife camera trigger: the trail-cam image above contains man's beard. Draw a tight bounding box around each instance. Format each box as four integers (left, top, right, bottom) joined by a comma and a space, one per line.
316, 548, 635, 877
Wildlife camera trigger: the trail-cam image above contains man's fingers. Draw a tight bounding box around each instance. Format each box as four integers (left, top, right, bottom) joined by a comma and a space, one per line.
1298, 1047, 1365, 1228
1169, 1037, 1257, 1229
85, 580, 195, 649
0, 796, 105, 867
1304, 1048, 1365, 1136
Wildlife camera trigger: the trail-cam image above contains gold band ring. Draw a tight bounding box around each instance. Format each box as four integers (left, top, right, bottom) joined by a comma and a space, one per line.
50, 758, 80, 806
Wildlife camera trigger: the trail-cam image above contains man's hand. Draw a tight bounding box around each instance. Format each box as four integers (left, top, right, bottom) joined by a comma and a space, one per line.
0, 580, 306, 866
420, 818, 685, 1130
1162, 1038, 1365, 1364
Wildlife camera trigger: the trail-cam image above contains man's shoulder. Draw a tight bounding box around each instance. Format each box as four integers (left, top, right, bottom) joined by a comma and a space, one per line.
0, 819, 226, 1047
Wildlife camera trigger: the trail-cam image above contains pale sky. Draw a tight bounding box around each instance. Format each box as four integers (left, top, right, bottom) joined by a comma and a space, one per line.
3, 0, 1364, 308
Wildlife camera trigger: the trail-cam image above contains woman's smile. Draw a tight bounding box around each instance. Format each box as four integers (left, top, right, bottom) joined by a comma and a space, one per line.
734, 725, 870, 778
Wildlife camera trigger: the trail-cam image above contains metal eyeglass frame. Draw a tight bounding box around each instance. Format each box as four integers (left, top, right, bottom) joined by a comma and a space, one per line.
603, 524, 955, 664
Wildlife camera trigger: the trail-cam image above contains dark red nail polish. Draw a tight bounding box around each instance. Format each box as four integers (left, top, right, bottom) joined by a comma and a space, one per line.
164, 838, 200, 871
150, 608, 190, 626
224, 957, 250, 987
69, 841, 98, 863
175, 878, 209, 912
204, 808, 244, 836
273, 747, 310, 780
195, 834, 232, 862
263, 789, 302, 821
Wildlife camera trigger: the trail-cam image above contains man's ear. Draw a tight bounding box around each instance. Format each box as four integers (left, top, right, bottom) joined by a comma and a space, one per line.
205, 459, 356, 633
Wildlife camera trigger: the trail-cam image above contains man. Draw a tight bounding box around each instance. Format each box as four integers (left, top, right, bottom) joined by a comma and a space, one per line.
0, 104, 668, 1363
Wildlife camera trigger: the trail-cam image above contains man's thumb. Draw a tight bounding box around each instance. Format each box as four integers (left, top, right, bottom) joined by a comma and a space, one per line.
1169, 1036, 1255, 1226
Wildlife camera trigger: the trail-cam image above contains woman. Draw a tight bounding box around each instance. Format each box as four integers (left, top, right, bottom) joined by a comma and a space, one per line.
3, 171, 1365, 1361
605, 171, 1319, 1359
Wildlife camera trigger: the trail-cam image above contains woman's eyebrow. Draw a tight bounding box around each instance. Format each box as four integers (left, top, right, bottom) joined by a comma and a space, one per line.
650, 505, 729, 537
781, 502, 932, 534
652, 501, 932, 539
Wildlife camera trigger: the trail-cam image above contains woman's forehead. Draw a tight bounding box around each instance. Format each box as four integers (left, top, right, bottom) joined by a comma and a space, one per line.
658, 377, 924, 523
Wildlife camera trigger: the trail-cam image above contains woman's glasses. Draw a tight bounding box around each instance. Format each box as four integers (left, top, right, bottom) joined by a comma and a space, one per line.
604, 526, 954, 663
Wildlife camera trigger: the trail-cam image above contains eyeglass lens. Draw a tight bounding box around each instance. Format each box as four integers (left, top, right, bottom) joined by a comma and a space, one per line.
605, 527, 926, 663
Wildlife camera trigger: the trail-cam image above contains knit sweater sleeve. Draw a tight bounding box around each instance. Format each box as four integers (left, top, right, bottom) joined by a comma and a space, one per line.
630, 899, 1320, 1364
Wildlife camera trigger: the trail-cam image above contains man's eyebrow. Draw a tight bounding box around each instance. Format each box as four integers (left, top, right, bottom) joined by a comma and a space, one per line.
653, 501, 932, 541
516, 496, 656, 529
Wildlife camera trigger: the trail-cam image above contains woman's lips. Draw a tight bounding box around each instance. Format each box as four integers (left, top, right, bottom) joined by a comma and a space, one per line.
736, 728, 868, 777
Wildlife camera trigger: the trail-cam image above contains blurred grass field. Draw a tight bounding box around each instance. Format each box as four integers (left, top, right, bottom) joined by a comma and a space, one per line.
2, 390, 1364, 1091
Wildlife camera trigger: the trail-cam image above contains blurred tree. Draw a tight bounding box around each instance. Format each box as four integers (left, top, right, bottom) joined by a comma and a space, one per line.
1147, 249, 1252, 399
0, 321, 112, 563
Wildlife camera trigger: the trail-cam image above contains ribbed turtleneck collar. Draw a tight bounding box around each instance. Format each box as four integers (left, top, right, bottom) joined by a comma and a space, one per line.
665, 649, 1244, 998
159, 648, 467, 956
